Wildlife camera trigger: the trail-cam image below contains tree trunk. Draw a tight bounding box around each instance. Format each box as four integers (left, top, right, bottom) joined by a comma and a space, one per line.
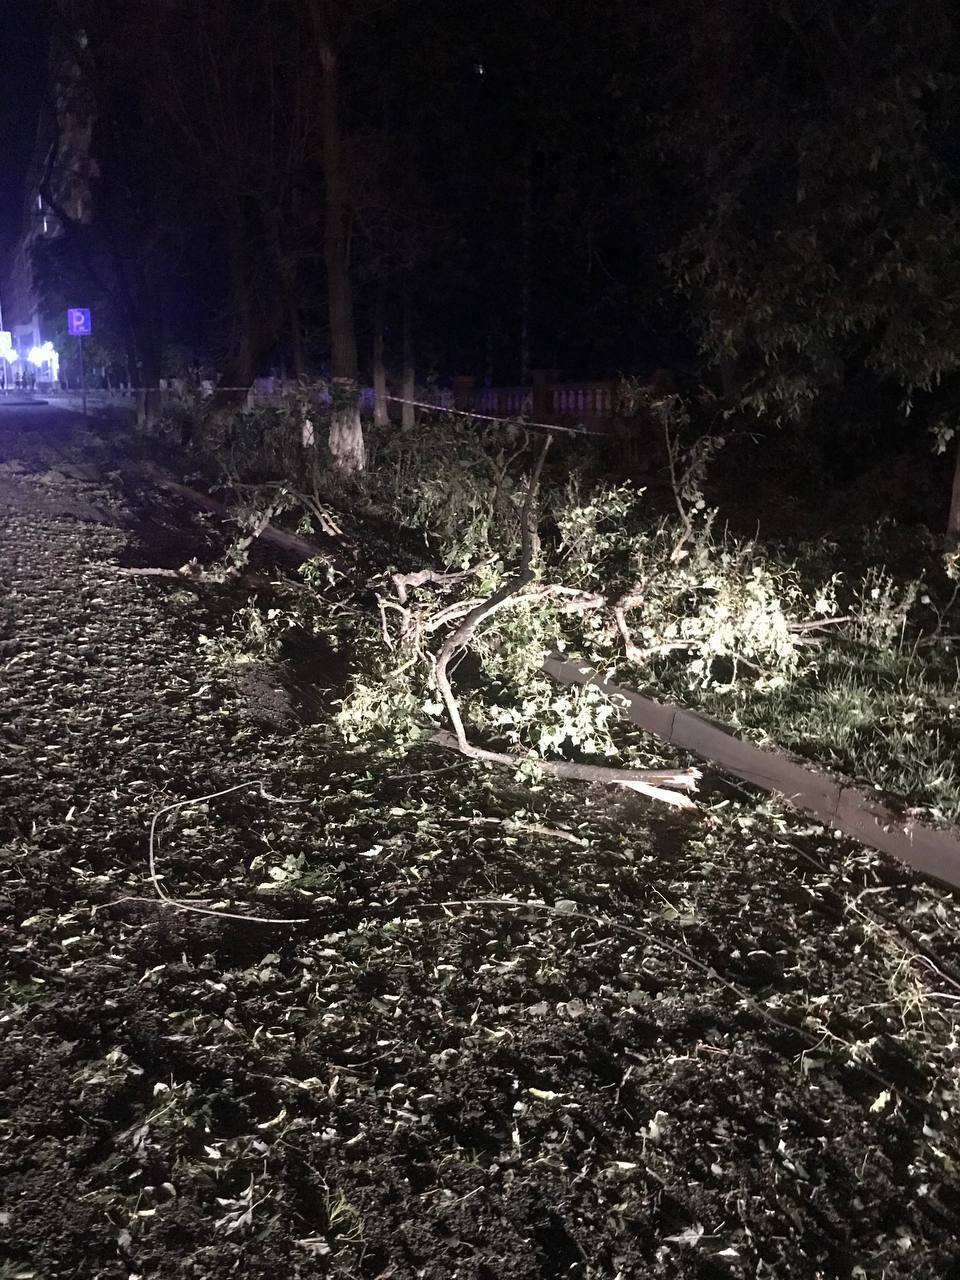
218, 211, 265, 390
104, 221, 159, 416
267, 206, 305, 381
130, 261, 165, 426
288, 284, 305, 380
215, 192, 286, 398
402, 301, 415, 429
135, 338, 163, 426
519, 148, 533, 386
314, 23, 364, 472
948, 435, 960, 546
373, 284, 389, 427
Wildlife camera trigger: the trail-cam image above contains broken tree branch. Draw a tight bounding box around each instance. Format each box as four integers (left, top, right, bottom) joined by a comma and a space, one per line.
431, 730, 700, 794
427, 434, 699, 802
142, 466, 348, 571
391, 563, 490, 604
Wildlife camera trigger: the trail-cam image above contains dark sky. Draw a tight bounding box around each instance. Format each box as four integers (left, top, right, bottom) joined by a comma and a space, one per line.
0, 6, 47, 264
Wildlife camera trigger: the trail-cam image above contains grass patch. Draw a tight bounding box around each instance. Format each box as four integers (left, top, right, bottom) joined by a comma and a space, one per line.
648, 529, 960, 821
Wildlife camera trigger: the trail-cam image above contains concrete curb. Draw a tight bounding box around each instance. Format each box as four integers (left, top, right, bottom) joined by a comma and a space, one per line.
544, 656, 960, 890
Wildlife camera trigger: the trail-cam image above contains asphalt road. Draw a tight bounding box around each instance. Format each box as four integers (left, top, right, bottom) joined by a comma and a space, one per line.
0, 398, 86, 458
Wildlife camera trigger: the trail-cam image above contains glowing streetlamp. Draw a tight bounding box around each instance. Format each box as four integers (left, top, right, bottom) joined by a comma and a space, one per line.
27, 341, 60, 382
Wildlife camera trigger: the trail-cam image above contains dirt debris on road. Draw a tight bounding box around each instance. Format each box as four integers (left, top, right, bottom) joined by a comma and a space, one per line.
2, 408, 960, 1279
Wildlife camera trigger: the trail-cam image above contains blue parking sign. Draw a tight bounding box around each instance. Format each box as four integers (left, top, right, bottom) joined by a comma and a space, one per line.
67, 308, 92, 336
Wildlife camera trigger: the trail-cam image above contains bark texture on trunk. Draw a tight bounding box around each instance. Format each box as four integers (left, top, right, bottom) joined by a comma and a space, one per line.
329, 378, 365, 472
373, 286, 389, 427
313, 18, 364, 472
519, 149, 533, 386
402, 301, 415, 429
218, 208, 276, 390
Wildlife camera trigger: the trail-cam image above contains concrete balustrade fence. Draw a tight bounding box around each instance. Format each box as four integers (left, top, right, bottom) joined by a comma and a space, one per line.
42, 370, 668, 436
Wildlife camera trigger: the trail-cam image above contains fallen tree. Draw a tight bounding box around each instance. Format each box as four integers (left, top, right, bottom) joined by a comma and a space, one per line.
332, 413, 827, 785
148, 400, 958, 828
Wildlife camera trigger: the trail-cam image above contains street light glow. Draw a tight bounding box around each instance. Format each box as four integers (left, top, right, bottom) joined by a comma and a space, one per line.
25, 342, 60, 379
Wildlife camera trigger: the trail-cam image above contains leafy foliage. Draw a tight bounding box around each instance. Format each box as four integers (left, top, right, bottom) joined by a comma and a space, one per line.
326, 414, 833, 760
659, 0, 960, 417
185, 400, 960, 816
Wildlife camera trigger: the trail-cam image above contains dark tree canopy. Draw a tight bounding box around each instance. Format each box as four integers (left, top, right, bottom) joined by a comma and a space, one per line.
657, 0, 960, 415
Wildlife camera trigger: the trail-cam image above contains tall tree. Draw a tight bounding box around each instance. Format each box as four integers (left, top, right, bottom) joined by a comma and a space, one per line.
141, 0, 315, 391
306, 0, 367, 471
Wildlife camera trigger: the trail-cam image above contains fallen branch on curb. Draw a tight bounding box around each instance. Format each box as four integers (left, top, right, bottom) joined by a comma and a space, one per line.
141, 465, 349, 571
431, 730, 699, 806
543, 656, 960, 887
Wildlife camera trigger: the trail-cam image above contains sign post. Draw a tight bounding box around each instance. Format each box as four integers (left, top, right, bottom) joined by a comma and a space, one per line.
67, 308, 92, 416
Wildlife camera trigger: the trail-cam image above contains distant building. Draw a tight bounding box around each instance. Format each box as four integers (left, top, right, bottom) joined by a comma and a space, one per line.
0, 28, 96, 388
3, 195, 45, 358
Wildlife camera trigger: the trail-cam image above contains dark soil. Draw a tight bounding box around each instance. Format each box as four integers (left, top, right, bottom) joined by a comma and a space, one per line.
2, 405, 960, 1279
